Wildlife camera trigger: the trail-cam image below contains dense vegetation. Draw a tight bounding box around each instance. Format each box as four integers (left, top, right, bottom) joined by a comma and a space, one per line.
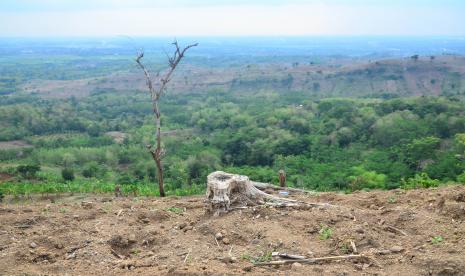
1, 88, 465, 196
1, 38, 465, 197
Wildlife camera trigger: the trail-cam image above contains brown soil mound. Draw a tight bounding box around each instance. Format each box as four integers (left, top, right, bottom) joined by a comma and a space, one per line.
0, 186, 464, 275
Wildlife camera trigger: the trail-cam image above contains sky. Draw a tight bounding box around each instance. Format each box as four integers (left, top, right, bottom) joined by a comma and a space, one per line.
1, 0, 465, 37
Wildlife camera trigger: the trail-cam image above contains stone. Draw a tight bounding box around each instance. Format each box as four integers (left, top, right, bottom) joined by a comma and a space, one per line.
29, 242, 37, 249
128, 234, 137, 243
377, 249, 391, 255
243, 266, 253, 272
183, 225, 193, 232
222, 238, 230, 245
390, 246, 405, 253
215, 232, 223, 240
292, 262, 303, 271
220, 256, 236, 263
65, 252, 76, 260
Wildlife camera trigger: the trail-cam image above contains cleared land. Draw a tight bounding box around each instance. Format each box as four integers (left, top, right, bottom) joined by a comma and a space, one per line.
20, 56, 465, 99
0, 185, 464, 275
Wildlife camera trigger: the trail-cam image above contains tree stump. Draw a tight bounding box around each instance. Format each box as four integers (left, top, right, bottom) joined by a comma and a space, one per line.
206, 171, 300, 215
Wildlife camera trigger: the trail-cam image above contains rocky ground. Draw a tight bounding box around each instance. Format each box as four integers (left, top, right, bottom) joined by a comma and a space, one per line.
0, 185, 464, 275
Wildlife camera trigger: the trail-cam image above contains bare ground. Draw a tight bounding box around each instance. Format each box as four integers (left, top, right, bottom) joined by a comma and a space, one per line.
0, 140, 32, 150
0, 185, 464, 275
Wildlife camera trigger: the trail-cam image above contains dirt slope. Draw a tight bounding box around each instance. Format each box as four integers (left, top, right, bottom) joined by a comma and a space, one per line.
0, 185, 464, 275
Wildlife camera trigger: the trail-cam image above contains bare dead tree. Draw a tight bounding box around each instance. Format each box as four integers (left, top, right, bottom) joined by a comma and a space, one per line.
135, 40, 198, 197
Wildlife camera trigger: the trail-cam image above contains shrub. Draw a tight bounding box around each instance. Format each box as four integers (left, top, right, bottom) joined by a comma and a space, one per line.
347, 166, 387, 190
117, 173, 133, 185
319, 225, 333, 240
82, 161, 99, 178
61, 168, 75, 181
401, 173, 440, 189
16, 164, 41, 178
457, 171, 465, 184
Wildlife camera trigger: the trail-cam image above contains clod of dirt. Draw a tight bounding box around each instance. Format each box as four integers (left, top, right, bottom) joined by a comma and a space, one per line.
443, 203, 465, 219
81, 201, 94, 209
222, 238, 230, 245
137, 210, 170, 223
108, 235, 136, 256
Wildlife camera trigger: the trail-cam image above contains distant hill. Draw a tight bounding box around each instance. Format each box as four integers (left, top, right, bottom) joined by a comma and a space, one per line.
21, 55, 465, 99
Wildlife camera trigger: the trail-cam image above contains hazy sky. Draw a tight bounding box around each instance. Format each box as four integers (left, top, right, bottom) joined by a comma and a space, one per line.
1, 0, 465, 36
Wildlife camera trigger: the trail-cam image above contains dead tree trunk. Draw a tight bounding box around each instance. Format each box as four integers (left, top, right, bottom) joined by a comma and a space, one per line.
136, 40, 198, 197
279, 169, 286, 187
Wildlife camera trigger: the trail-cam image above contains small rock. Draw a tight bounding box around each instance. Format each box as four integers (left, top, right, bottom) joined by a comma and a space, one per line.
183, 225, 193, 232
128, 234, 137, 243
390, 246, 405, 253
29, 242, 37, 249
215, 232, 223, 240
65, 252, 76, 260
292, 262, 303, 271
250, 239, 260, 245
355, 227, 364, 234
377, 249, 391, 255
179, 222, 187, 229
141, 218, 150, 224
220, 256, 236, 263
243, 266, 253, 272
222, 238, 230, 245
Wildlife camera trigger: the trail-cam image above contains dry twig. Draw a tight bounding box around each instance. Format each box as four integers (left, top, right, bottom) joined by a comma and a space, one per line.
254, 254, 364, 266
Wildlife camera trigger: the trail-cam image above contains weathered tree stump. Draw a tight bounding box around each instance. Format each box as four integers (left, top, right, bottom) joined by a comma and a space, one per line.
206, 171, 302, 215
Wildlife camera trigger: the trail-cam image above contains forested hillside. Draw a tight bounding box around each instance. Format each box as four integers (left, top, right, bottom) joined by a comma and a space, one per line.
1, 89, 465, 196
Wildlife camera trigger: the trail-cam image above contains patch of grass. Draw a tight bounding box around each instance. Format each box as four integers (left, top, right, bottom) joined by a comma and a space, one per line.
340, 243, 349, 254
240, 250, 273, 264
58, 208, 68, 213
388, 195, 397, 203
0, 180, 205, 198
240, 252, 252, 261
431, 236, 444, 244
319, 225, 333, 240
252, 251, 273, 263
166, 206, 184, 214
130, 249, 141, 255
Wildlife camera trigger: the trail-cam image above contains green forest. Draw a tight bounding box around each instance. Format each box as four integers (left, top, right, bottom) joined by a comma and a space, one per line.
1, 87, 465, 197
